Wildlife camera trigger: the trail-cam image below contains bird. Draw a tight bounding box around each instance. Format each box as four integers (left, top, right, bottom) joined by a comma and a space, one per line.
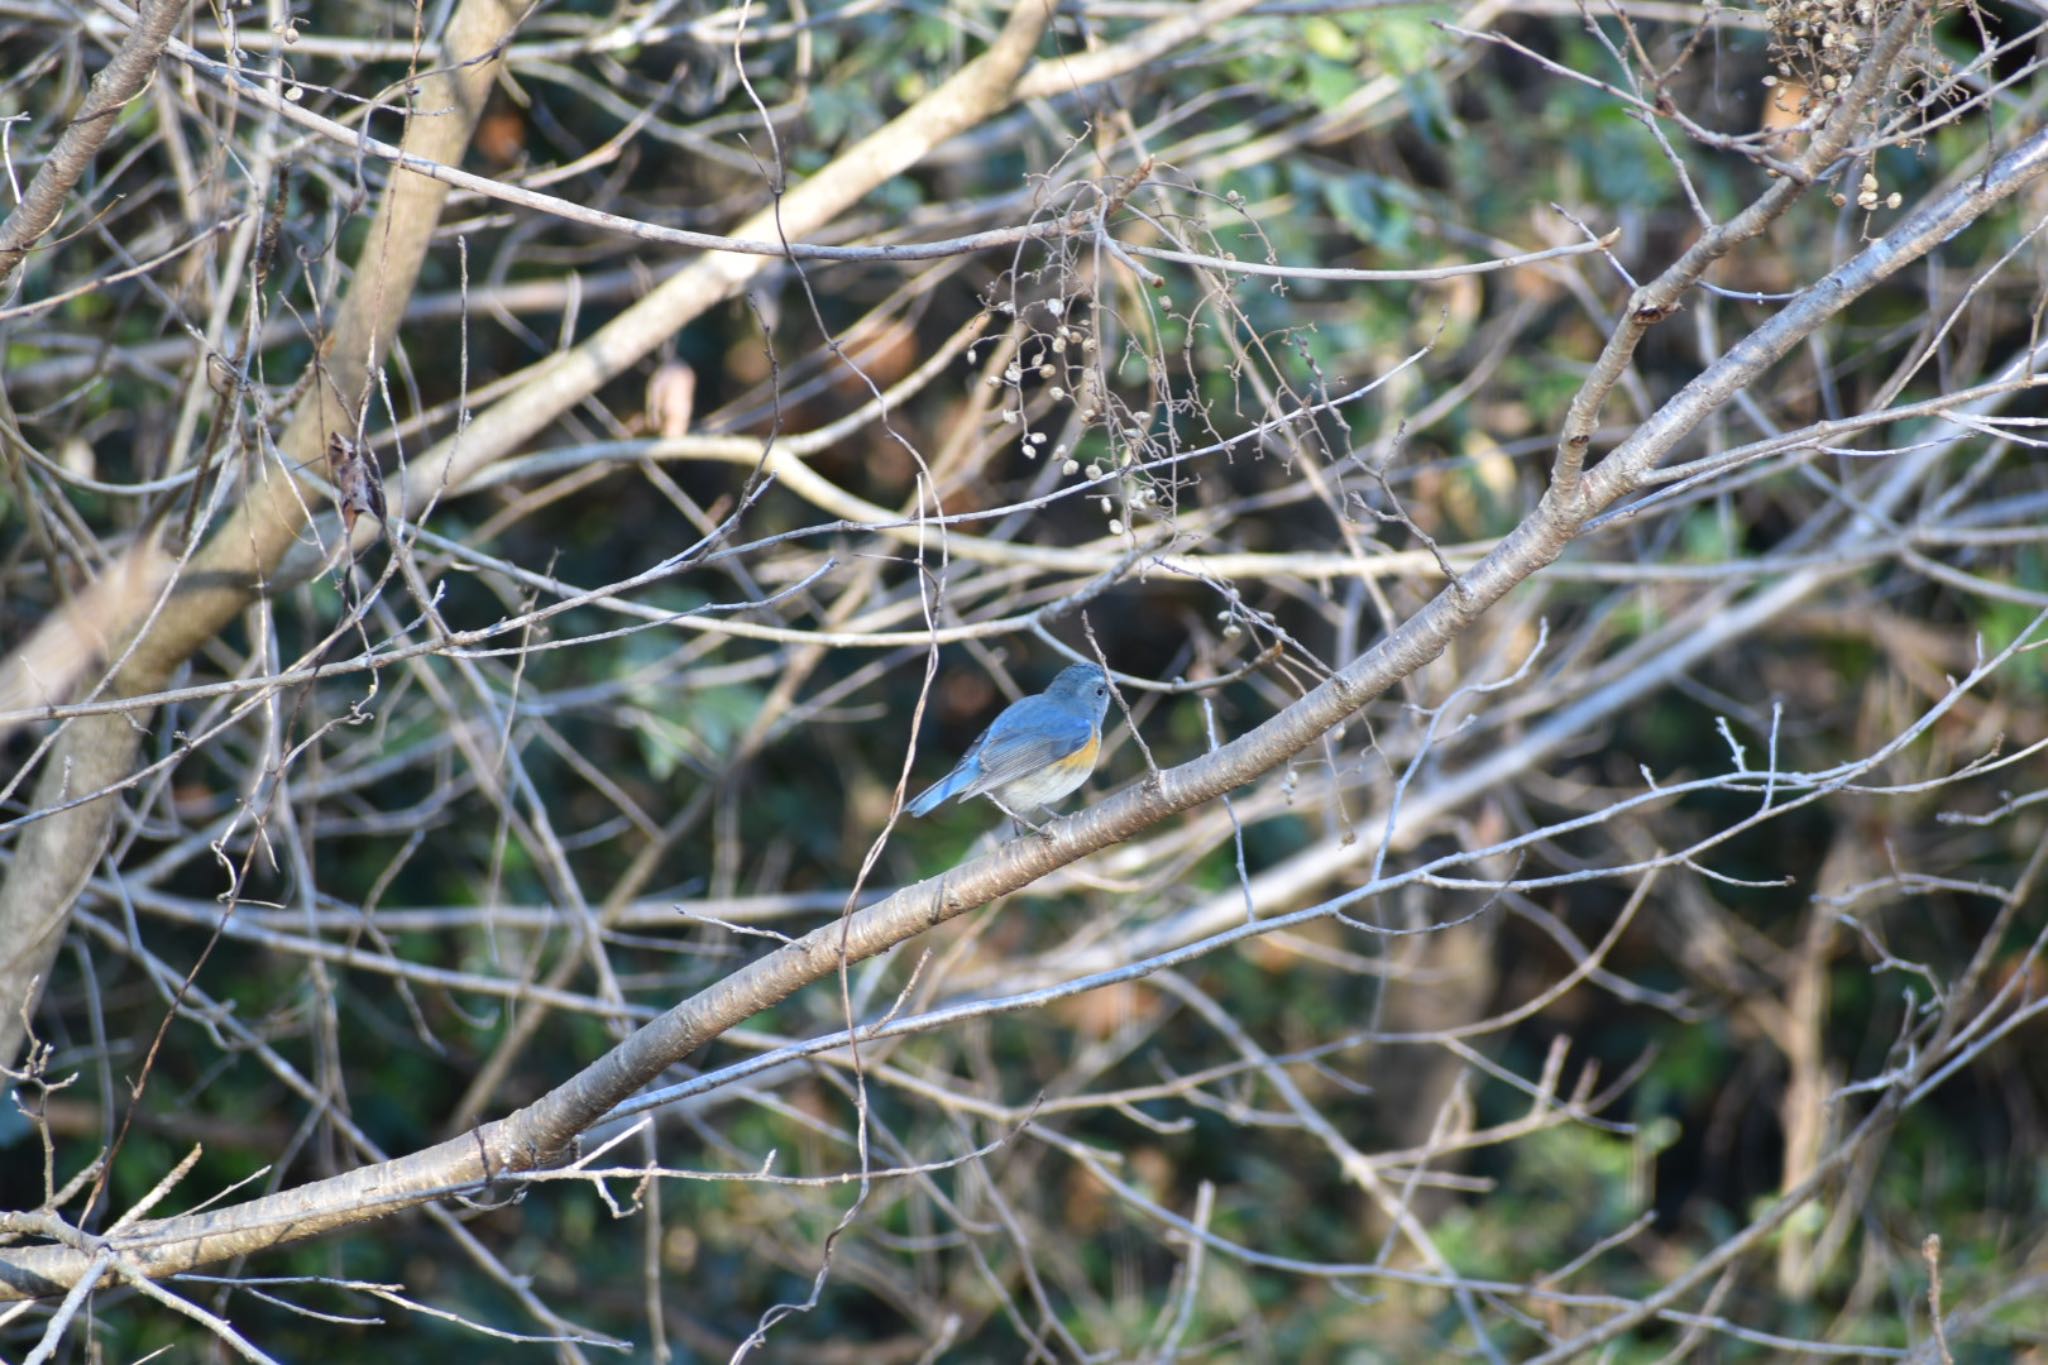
907, 663, 1113, 824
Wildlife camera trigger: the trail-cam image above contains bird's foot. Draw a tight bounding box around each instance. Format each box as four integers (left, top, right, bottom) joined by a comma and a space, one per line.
992, 800, 1055, 839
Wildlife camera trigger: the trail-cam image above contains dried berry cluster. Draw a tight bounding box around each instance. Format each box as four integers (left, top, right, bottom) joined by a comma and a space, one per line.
981, 291, 1176, 540
1757, 0, 1960, 210
1761, 0, 1889, 103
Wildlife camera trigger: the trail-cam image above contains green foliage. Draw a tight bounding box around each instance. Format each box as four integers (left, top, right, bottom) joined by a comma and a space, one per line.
1318, 173, 1416, 253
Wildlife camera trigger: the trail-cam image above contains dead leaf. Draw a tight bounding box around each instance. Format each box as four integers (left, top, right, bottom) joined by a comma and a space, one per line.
327, 431, 385, 538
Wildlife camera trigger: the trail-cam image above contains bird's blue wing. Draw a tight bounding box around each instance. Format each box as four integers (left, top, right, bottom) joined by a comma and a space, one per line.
907, 762, 971, 816
956, 698, 1093, 798
908, 708, 1002, 815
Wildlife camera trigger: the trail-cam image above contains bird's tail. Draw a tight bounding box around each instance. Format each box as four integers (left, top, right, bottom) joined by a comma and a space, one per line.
908, 766, 967, 817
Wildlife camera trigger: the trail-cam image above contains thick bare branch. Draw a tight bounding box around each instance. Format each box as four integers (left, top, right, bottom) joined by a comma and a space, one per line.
0, 0, 525, 1071
0, 0, 187, 300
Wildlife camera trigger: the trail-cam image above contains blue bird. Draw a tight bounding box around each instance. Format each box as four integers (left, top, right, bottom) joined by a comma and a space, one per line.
908, 664, 1113, 821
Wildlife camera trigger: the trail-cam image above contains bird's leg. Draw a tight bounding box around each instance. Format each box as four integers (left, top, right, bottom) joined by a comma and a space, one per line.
990, 798, 1053, 838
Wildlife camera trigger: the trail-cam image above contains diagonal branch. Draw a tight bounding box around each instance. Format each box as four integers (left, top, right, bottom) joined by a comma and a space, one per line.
0, 0, 188, 301
1546, 0, 1938, 499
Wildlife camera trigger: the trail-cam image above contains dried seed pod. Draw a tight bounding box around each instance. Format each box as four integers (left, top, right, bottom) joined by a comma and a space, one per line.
328, 432, 385, 537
